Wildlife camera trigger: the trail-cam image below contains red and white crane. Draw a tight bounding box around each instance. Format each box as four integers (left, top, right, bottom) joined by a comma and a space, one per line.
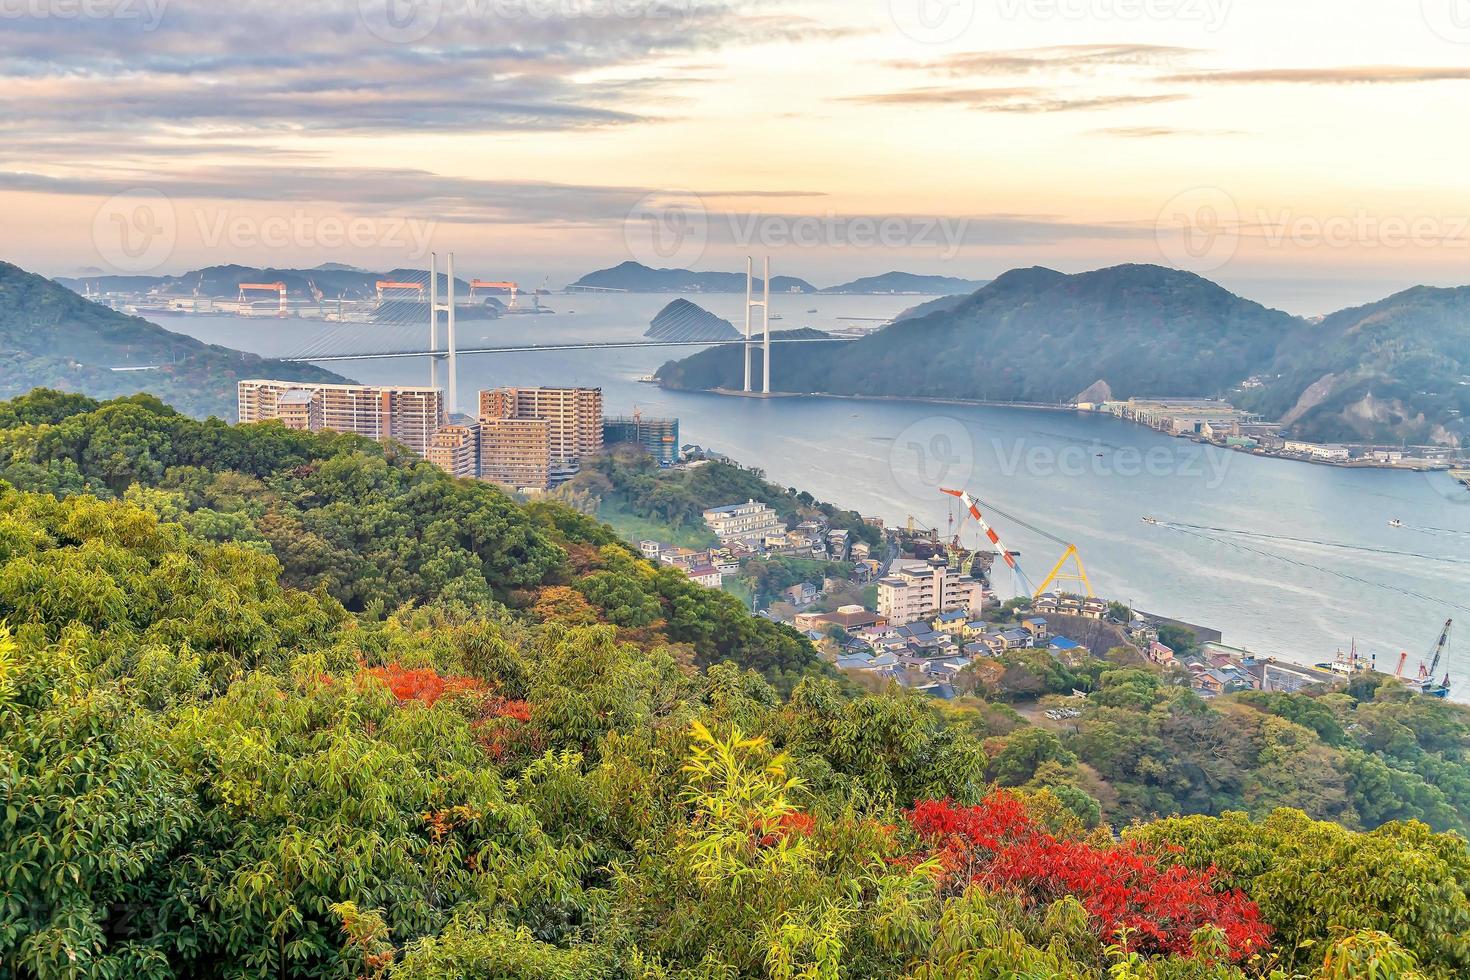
238, 281, 287, 317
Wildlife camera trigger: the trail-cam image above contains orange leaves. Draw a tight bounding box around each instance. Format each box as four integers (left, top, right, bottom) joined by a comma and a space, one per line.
362, 664, 486, 706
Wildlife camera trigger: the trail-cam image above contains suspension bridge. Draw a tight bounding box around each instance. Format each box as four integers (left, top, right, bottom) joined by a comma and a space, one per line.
271, 255, 851, 406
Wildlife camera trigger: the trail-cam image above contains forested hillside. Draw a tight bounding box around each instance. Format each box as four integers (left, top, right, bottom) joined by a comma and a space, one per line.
2, 388, 1469, 978
0, 262, 346, 419
657, 264, 1470, 446
657, 265, 1299, 405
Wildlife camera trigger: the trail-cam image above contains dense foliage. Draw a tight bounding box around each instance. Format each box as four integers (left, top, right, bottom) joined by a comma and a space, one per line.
0, 262, 346, 420
2, 389, 1469, 977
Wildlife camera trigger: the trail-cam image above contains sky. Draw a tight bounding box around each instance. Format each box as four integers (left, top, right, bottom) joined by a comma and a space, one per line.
3, 0, 1469, 312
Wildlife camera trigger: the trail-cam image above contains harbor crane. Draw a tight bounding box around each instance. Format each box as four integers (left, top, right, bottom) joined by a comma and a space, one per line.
469, 279, 519, 308
940, 488, 1094, 597
238, 281, 287, 317
376, 280, 425, 303
1415, 619, 1453, 699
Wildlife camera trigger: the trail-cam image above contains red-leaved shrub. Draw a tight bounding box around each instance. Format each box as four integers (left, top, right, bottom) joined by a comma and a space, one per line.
905, 794, 1270, 960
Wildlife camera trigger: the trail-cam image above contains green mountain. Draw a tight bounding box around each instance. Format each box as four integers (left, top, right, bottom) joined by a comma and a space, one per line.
0, 261, 348, 419
658, 264, 1299, 404
659, 264, 1470, 446
1239, 286, 1470, 445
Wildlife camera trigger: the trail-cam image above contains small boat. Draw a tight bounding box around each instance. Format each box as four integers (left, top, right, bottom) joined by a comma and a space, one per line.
1141, 516, 1159, 525
1389, 519, 1405, 528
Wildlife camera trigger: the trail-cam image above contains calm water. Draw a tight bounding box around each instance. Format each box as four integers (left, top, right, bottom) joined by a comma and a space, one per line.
150, 293, 1470, 694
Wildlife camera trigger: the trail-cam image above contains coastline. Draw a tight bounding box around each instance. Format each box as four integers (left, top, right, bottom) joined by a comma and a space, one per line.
671, 383, 1467, 478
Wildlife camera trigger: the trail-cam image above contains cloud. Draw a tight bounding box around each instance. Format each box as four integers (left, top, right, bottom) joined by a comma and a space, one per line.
888, 44, 1200, 77
849, 88, 1185, 113
1162, 66, 1470, 85
0, 0, 816, 145
1090, 126, 1243, 138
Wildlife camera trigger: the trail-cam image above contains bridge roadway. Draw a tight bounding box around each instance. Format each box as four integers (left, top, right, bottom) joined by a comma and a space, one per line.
280, 336, 855, 363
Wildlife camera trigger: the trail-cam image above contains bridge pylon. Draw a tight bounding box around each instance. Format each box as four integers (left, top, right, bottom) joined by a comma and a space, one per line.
744, 256, 771, 393
429, 253, 458, 416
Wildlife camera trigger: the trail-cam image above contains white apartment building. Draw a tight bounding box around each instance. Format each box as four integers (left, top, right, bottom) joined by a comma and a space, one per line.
703, 499, 783, 544
238, 380, 445, 456
877, 559, 985, 627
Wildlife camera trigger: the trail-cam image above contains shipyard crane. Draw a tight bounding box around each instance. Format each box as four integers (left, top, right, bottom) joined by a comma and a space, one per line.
1416, 619, 1453, 698
376, 280, 426, 303
470, 279, 519, 308
940, 488, 1035, 595
238, 281, 287, 317
940, 488, 1093, 597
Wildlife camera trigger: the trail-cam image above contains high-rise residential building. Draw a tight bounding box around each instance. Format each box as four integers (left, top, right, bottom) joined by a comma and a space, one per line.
877, 559, 985, 627
479, 417, 553, 491
703, 499, 783, 545
604, 414, 679, 466
238, 380, 446, 456
478, 387, 603, 485
426, 422, 480, 479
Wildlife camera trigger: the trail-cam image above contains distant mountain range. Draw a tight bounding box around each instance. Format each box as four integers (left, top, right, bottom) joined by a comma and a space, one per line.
572, 262, 990, 295
1, 262, 348, 420
571, 261, 818, 294
656, 264, 1470, 447
56, 264, 495, 302
820, 272, 989, 294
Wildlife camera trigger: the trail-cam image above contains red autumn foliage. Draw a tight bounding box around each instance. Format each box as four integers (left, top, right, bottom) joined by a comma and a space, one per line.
904, 794, 1271, 961
363, 664, 487, 706
753, 811, 816, 847
472, 697, 538, 761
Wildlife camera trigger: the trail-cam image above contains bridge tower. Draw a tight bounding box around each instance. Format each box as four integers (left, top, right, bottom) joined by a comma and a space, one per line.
429, 253, 458, 415
743, 256, 771, 394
